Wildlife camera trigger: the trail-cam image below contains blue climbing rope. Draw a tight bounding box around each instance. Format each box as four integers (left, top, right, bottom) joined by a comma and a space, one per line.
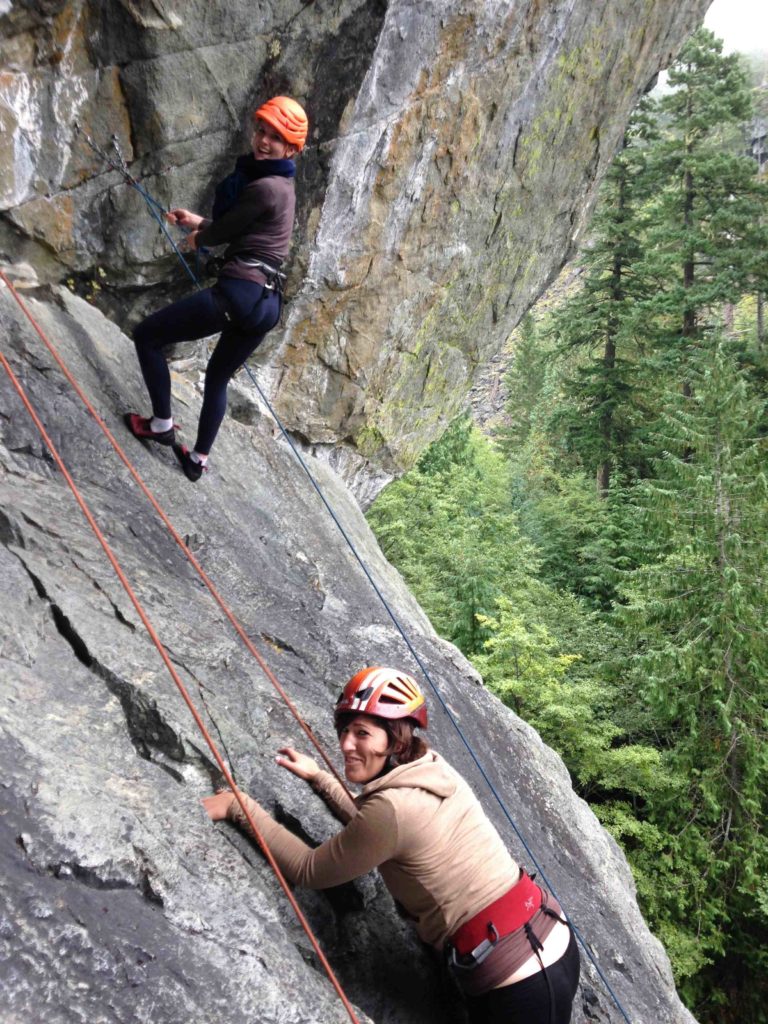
82, 141, 633, 1024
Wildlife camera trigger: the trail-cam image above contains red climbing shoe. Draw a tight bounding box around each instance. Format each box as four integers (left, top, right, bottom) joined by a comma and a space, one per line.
173, 443, 207, 483
123, 412, 176, 446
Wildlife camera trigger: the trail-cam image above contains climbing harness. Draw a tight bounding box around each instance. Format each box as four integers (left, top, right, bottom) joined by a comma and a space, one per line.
446, 873, 571, 1024
447, 871, 543, 968
0, 346, 361, 1024
12, 127, 635, 1023
238, 256, 286, 293
203, 256, 284, 294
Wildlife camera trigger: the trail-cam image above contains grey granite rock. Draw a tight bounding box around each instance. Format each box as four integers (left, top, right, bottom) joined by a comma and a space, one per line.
0, 284, 698, 1023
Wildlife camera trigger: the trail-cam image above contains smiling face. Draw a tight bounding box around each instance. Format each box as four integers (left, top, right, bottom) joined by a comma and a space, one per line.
338, 714, 391, 784
251, 117, 297, 160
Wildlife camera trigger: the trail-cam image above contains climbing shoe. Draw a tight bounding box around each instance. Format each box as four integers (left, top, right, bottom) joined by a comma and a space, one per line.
173, 443, 207, 483
124, 413, 176, 446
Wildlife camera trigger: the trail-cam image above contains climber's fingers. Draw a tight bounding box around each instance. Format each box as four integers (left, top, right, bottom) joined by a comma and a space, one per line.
276, 746, 320, 782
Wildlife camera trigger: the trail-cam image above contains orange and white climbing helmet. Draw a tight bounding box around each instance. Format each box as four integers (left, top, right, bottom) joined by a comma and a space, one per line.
335, 667, 428, 729
254, 96, 308, 151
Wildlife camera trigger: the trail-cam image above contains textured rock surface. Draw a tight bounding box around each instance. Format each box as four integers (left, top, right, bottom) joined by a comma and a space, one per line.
0, 283, 699, 1023
1, 0, 709, 493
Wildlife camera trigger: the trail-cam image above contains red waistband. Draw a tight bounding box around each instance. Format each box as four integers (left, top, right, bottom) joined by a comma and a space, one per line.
449, 872, 542, 956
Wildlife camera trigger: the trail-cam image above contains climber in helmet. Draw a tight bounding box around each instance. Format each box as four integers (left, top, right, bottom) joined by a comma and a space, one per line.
203, 667, 580, 1023
124, 96, 308, 481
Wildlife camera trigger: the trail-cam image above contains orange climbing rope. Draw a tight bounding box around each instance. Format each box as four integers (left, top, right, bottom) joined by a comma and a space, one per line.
0, 268, 351, 801
0, 346, 361, 1024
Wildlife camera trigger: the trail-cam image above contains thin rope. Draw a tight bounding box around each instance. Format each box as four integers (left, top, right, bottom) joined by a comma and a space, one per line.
75, 124, 201, 288
0, 268, 350, 800
0, 349, 361, 1024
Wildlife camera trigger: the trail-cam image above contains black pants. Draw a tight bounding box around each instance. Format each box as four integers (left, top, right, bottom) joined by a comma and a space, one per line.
465, 931, 580, 1024
133, 276, 280, 454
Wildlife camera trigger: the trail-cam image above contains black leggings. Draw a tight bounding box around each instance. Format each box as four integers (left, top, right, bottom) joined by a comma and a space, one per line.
132, 276, 280, 454
466, 931, 580, 1024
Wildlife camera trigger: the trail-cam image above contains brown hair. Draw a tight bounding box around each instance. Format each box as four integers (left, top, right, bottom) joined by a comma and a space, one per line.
335, 713, 429, 766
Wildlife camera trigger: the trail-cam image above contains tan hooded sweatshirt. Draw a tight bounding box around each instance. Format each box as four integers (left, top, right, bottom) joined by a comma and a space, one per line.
228, 751, 521, 949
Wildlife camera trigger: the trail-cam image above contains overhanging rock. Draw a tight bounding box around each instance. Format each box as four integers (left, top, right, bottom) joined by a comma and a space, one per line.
1, 0, 709, 491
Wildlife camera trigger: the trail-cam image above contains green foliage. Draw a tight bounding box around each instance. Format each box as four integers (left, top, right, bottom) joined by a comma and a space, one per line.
540, 102, 659, 490
617, 339, 768, 1012
496, 314, 549, 451
639, 30, 768, 349
595, 801, 719, 984
475, 596, 666, 800
370, 420, 659, 807
369, 417, 539, 655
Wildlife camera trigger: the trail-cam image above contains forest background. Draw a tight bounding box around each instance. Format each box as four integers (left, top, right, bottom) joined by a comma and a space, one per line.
367, 30, 768, 1024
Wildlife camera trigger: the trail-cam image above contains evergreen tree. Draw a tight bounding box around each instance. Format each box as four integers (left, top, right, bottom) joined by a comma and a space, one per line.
368, 417, 540, 655
496, 313, 548, 452
547, 103, 657, 494
640, 30, 768, 363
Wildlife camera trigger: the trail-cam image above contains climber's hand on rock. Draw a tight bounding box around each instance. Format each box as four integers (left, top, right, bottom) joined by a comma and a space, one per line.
202, 790, 235, 820
276, 747, 319, 782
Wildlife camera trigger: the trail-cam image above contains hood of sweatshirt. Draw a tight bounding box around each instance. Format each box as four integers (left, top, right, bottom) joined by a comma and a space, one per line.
359, 750, 457, 801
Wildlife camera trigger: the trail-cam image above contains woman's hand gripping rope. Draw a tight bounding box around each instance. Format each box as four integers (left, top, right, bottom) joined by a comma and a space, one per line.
166, 208, 204, 251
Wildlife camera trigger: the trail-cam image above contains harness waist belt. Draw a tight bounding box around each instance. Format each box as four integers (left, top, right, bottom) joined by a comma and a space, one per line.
449, 872, 542, 956
237, 256, 283, 276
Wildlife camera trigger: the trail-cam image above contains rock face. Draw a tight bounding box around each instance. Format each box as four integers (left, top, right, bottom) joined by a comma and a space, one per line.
1, 0, 709, 494
0, 283, 699, 1024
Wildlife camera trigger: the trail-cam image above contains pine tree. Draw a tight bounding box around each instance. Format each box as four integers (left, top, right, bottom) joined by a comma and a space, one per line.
368, 418, 540, 655
546, 102, 657, 494
496, 313, 548, 452
640, 30, 768, 365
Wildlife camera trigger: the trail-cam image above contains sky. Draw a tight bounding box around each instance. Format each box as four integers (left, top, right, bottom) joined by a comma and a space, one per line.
704, 0, 768, 55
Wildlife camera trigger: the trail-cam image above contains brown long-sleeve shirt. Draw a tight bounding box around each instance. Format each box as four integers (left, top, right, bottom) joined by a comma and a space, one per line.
197, 175, 295, 285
